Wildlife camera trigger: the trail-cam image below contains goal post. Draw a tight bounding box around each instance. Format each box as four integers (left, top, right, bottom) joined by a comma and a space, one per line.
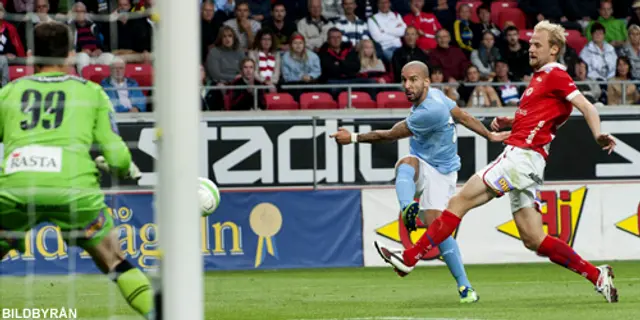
155, 0, 204, 319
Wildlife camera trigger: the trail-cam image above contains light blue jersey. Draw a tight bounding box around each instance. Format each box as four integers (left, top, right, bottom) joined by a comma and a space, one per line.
405, 88, 460, 174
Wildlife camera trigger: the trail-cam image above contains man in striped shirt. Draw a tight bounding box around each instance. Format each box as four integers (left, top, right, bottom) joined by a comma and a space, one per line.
331, 0, 370, 47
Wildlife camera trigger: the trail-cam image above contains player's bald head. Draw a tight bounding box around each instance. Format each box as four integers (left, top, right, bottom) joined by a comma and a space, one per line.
402, 61, 429, 79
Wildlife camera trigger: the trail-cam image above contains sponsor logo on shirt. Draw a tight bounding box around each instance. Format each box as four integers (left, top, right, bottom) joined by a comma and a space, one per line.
4, 146, 62, 174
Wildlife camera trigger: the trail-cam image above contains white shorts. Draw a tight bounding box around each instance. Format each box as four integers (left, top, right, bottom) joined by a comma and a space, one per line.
476, 146, 546, 213
396, 155, 457, 211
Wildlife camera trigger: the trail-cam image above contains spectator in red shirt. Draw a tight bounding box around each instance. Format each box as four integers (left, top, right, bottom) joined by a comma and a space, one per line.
403, 0, 440, 52
0, 2, 25, 63
428, 28, 469, 81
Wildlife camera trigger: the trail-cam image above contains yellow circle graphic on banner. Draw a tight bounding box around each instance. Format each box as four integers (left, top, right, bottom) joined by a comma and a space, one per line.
249, 203, 283, 237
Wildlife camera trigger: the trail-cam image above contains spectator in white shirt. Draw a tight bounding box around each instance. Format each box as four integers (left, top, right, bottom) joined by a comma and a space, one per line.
580, 22, 617, 80
367, 0, 406, 61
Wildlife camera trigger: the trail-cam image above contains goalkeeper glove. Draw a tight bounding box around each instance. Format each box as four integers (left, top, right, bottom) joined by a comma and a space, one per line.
94, 156, 142, 180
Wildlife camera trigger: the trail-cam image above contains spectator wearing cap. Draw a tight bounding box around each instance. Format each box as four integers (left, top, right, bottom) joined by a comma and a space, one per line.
367, 0, 406, 61
573, 59, 602, 104
470, 30, 500, 79
617, 24, 640, 80
100, 58, 147, 113
262, 2, 297, 51
403, 0, 440, 52
500, 26, 532, 81
224, 1, 261, 51
297, 0, 333, 52
69, 2, 115, 75
429, 29, 469, 81
281, 33, 321, 99
580, 22, 617, 80
585, 0, 627, 48
390, 26, 429, 82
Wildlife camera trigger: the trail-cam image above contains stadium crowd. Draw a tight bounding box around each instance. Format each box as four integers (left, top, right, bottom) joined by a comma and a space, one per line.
0, 0, 639, 111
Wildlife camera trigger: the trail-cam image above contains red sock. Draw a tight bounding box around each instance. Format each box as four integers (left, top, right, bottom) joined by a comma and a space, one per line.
537, 235, 600, 285
403, 210, 460, 265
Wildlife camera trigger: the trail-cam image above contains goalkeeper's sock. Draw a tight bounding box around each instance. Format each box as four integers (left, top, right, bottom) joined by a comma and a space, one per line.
395, 164, 416, 209
537, 235, 599, 285
109, 260, 155, 318
439, 236, 472, 289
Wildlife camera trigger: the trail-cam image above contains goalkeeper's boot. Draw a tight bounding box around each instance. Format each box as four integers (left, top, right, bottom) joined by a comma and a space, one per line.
459, 286, 479, 303
373, 241, 414, 277
400, 201, 420, 232
595, 265, 618, 303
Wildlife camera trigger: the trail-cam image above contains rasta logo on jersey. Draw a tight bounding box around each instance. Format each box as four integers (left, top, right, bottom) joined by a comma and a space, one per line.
20, 89, 65, 131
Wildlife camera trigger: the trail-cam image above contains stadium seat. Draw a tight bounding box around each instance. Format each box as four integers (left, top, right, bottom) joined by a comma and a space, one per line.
519, 29, 534, 42
265, 93, 299, 110
299, 92, 339, 109
498, 8, 526, 30
565, 30, 587, 54
338, 91, 377, 109
456, 1, 483, 23
491, 0, 517, 26
125, 64, 153, 94
82, 64, 110, 84
376, 91, 411, 109
9, 65, 34, 80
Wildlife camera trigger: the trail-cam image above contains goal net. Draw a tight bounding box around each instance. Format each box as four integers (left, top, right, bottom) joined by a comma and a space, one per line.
0, 1, 202, 319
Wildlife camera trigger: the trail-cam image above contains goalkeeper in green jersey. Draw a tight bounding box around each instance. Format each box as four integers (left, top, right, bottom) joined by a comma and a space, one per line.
0, 22, 160, 320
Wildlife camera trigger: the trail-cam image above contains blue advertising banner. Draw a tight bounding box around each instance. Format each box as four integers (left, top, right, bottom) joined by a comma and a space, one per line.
0, 189, 363, 275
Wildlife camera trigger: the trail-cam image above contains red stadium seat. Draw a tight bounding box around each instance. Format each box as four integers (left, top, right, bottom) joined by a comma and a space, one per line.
9, 65, 34, 80
498, 8, 526, 30
338, 91, 376, 109
456, 1, 483, 23
265, 93, 299, 110
491, 0, 517, 26
299, 92, 338, 109
565, 30, 587, 54
125, 64, 153, 94
82, 64, 110, 84
376, 91, 411, 109
519, 29, 534, 42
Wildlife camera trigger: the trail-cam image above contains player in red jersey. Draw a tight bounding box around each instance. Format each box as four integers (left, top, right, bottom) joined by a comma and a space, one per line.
373, 20, 619, 303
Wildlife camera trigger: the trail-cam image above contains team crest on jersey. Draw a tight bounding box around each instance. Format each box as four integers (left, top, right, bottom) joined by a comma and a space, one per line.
525, 88, 534, 96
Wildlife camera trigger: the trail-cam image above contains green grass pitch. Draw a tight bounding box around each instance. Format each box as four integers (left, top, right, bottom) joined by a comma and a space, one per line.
1, 261, 639, 320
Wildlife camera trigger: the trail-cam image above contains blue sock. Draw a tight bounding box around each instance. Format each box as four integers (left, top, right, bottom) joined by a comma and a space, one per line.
439, 236, 472, 290
395, 164, 415, 209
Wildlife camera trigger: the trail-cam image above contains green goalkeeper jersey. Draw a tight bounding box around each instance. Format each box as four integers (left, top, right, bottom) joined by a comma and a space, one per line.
0, 71, 131, 191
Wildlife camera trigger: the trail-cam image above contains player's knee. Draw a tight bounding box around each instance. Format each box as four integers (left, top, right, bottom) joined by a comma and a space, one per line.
395, 157, 418, 170
520, 231, 544, 251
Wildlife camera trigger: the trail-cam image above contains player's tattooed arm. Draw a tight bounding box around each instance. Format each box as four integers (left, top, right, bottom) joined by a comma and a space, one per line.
450, 106, 509, 143
330, 121, 412, 145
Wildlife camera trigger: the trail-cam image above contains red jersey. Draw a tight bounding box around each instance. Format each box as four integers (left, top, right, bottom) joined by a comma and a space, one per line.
504, 62, 580, 160
403, 12, 441, 51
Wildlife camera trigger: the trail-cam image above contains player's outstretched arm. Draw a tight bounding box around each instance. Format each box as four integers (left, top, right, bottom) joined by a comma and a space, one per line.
330, 121, 412, 145
450, 106, 509, 143
571, 93, 616, 154
93, 88, 134, 177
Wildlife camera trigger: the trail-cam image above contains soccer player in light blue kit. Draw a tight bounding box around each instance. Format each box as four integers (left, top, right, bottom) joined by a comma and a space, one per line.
331, 61, 508, 302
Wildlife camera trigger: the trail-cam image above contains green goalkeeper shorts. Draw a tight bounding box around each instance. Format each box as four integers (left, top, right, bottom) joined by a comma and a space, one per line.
0, 190, 114, 254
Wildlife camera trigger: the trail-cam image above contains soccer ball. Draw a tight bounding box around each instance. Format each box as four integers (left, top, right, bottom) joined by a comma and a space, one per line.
198, 177, 220, 216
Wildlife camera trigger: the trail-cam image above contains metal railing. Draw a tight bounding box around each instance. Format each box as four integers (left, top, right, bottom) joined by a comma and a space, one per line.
101, 79, 640, 110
